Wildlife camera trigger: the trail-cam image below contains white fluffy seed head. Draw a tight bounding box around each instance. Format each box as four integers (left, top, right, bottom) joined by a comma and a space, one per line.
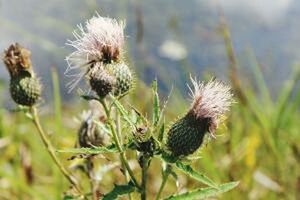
65, 14, 125, 92
188, 76, 234, 133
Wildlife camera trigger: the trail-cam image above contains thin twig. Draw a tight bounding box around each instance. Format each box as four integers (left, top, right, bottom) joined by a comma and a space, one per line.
30, 107, 83, 195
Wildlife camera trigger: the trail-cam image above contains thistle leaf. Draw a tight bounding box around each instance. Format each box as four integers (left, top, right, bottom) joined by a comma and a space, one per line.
175, 161, 218, 188
152, 79, 160, 126
110, 95, 136, 128
164, 181, 239, 200
158, 122, 165, 142
103, 183, 136, 200
57, 145, 119, 154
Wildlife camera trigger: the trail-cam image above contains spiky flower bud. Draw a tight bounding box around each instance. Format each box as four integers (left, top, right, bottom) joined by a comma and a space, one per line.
110, 62, 133, 97
10, 72, 41, 106
65, 15, 125, 91
89, 63, 116, 98
166, 78, 233, 157
2, 43, 41, 106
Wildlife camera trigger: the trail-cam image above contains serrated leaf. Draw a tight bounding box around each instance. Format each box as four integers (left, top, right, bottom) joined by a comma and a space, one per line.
110, 95, 136, 129
164, 181, 239, 200
152, 79, 160, 126
175, 161, 218, 188
158, 122, 165, 142
57, 145, 119, 154
103, 184, 136, 200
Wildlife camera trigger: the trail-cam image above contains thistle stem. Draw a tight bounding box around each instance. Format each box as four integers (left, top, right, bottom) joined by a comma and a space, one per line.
30, 107, 82, 194
99, 99, 140, 189
155, 164, 171, 200
141, 155, 149, 200
116, 112, 132, 200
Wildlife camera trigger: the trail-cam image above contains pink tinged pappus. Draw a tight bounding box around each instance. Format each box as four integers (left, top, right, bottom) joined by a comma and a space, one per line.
166, 77, 234, 157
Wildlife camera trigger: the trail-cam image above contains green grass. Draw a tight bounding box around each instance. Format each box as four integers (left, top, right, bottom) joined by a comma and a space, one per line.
0, 63, 299, 199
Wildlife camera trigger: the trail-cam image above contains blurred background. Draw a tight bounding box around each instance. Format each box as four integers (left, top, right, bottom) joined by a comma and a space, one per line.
0, 0, 299, 199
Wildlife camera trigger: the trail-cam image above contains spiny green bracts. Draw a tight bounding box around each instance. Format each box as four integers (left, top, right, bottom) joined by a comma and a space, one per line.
9, 72, 41, 106
110, 62, 133, 97
167, 112, 209, 157
89, 63, 116, 98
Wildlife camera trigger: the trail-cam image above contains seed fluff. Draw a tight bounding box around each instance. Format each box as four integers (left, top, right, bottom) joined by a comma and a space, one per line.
187, 76, 234, 135
65, 14, 125, 92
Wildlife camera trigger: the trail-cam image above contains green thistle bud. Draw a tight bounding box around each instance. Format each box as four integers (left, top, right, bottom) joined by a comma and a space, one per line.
9, 72, 41, 106
166, 77, 233, 157
166, 112, 209, 157
89, 63, 116, 98
2, 43, 41, 106
110, 62, 133, 97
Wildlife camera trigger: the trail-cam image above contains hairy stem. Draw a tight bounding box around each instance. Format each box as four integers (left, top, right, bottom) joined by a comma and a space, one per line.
99, 99, 140, 189
30, 107, 82, 194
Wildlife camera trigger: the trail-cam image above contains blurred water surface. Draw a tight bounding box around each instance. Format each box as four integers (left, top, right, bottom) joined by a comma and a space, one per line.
0, 0, 299, 101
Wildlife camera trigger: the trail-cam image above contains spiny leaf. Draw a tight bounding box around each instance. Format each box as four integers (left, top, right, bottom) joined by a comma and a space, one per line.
158, 122, 165, 142
57, 145, 119, 154
110, 95, 136, 128
152, 79, 160, 126
103, 183, 136, 200
164, 181, 239, 200
175, 161, 218, 188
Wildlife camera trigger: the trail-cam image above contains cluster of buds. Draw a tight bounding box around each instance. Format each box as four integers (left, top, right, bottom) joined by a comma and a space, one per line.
166, 78, 233, 157
2, 43, 41, 106
66, 15, 133, 98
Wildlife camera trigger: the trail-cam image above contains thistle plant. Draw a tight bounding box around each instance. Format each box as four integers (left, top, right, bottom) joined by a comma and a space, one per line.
2, 14, 239, 200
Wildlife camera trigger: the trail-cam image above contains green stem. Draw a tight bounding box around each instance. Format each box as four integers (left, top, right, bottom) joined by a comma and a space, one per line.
155, 165, 171, 200
116, 111, 132, 200
141, 155, 149, 200
30, 107, 82, 195
99, 99, 140, 189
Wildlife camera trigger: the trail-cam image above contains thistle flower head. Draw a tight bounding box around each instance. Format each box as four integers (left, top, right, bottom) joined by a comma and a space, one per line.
65, 14, 125, 91
188, 77, 234, 134
166, 77, 233, 157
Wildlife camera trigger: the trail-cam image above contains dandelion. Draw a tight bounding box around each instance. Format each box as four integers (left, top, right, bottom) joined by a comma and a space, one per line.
65, 14, 125, 91
166, 77, 233, 157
